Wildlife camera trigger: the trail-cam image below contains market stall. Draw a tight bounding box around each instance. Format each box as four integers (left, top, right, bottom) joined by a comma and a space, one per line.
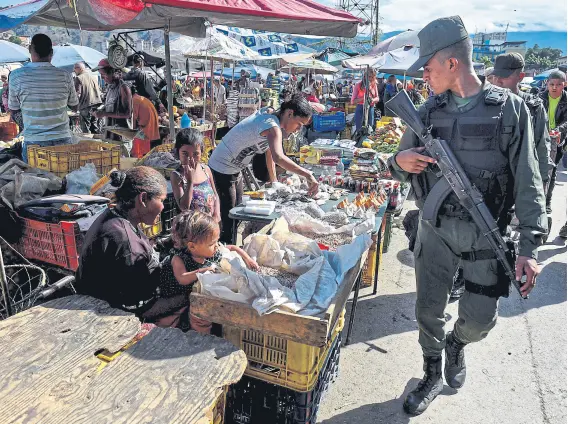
0, 2, 364, 423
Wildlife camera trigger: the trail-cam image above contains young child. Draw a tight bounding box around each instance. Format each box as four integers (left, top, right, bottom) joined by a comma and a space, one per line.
171, 128, 221, 220
159, 210, 259, 333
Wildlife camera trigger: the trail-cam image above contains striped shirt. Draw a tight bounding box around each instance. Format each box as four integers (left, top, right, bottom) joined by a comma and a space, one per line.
8, 62, 79, 142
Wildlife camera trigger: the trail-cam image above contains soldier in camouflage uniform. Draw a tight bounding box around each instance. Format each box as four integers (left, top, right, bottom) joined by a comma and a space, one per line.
491, 52, 553, 240
387, 16, 547, 415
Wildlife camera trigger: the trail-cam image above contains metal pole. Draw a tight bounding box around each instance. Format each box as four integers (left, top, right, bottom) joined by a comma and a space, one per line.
210, 57, 215, 120
202, 59, 207, 121
373, 0, 380, 45
0, 245, 13, 317
164, 21, 175, 142
232, 61, 236, 87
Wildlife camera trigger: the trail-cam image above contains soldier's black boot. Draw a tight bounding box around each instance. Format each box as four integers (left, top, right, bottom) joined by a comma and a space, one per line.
403, 356, 443, 415
444, 331, 467, 389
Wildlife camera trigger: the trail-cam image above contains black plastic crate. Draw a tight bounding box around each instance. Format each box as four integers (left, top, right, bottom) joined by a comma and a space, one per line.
160, 193, 177, 234
225, 332, 341, 424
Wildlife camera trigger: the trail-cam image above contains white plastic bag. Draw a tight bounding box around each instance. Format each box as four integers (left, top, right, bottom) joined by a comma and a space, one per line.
65, 163, 99, 195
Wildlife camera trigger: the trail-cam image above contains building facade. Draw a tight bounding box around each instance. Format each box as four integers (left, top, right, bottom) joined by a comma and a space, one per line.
472, 32, 527, 62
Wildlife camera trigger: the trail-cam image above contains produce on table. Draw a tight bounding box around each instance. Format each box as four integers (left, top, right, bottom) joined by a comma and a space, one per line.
299, 231, 353, 251
366, 121, 407, 154
258, 266, 298, 289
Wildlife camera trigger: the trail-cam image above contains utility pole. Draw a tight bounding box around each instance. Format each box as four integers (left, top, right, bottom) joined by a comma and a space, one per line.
337, 0, 381, 48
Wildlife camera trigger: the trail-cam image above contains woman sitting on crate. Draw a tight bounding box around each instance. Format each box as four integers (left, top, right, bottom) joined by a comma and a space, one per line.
351, 67, 380, 132
171, 128, 221, 221
208, 94, 319, 243
75, 167, 187, 323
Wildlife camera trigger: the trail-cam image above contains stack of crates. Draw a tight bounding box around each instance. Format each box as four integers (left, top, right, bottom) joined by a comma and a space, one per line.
27, 140, 120, 178
224, 311, 344, 424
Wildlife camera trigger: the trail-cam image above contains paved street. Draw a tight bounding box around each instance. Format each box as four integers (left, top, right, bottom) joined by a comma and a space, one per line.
319, 169, 567, 424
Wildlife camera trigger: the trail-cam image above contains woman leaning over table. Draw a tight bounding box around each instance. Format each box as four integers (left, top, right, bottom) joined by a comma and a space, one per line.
208, 94, 319, 243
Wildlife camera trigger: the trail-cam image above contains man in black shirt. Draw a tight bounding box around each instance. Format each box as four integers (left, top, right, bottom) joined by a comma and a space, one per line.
123, 54, 160, 108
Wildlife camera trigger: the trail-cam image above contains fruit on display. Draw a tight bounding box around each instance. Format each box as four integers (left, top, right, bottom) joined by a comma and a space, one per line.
366, 121, 406, 154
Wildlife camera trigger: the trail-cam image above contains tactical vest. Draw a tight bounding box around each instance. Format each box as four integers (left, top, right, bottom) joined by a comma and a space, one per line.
518, 91, 542, 130
412, 86, 514, 227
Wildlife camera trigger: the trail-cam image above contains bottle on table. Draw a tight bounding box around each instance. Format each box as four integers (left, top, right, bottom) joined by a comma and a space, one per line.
180, 113, 191, 129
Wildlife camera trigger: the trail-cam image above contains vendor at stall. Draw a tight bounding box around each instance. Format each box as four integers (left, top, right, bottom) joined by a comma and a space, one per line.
123, 54, 160, 110
131, 86, 161, 149
208, 94, 319, 243
92, 59, 132, 147
351, 67, 380, 131
76, 167, 168, 318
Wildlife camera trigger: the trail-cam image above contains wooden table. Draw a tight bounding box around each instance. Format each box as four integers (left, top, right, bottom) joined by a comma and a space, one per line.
226, 194, 387, 346
0, 295, 247, 424
191, 251, 367, 348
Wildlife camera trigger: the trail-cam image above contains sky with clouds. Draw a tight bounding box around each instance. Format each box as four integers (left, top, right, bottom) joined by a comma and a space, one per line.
319, 0, 567, 33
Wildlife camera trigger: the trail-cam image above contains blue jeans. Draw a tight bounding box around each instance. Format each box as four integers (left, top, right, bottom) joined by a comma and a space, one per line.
354, 104, 375, 132
23, 137, 75, 163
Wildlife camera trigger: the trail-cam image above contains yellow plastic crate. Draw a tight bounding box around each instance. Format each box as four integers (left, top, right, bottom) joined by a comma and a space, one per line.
209, 388, 227, 424
139, 215, 162, 239
223, 309, 345, 392
28, 140, 121, 178
361, 231, 378, 287
135, 143, 176, 179
345, 104, 356, 114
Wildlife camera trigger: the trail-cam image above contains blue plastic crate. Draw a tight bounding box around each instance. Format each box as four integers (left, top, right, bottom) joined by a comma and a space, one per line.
312, 112, 346, 132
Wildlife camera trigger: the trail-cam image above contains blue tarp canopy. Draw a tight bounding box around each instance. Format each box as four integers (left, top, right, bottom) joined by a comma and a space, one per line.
534, 68, 566, 81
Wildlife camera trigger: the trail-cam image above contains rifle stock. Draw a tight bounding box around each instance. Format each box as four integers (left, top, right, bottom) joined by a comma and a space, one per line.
386, 91, 526, 299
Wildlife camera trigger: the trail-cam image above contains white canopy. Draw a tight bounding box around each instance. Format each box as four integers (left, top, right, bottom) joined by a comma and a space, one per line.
342, 46, 423, 77
0, 41, 30, 64
284, 58, 338, 75
368, 30, 420, 55
52, 44, 106, 72
163, 31, 262, 61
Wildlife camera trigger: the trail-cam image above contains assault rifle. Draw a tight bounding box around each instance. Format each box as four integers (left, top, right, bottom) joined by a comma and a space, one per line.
386, 90, 526, 299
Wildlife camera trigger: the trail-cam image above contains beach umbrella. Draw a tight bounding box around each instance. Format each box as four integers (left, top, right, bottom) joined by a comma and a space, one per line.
368, 30, 419, 55
0, 40, 30, 64
52, 44, 106, 72
281, 58, 338, 75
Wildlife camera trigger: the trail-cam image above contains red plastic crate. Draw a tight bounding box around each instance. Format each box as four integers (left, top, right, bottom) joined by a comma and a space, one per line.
18, 217, 82, 271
